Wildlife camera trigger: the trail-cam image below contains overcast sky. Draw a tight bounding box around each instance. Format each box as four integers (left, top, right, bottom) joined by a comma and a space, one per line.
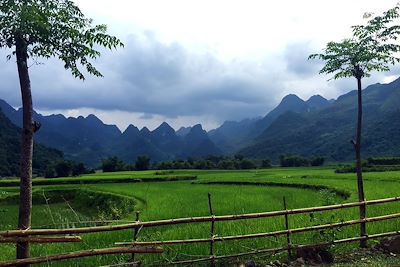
1, 0, 399, 131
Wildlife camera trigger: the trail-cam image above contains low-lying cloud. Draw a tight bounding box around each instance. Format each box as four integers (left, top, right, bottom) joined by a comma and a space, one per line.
0, 32, 393, 130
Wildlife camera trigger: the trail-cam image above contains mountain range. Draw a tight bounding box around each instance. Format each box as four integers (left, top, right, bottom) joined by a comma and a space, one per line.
1, 77, 400, 167
239, 78, 400, 161
0, 100, 221, 166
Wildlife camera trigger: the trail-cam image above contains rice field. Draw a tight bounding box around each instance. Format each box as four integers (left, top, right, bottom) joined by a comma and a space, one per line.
0, 167, 399, 266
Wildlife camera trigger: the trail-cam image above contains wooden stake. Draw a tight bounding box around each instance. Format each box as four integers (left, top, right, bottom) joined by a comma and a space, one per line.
208, 193, 215, 267
0, 246, 163, 267
131, 211, 140, 261
283, 197, 292, 260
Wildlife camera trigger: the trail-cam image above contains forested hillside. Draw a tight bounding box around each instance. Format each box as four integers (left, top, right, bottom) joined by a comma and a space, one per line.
0, 110, 63, 177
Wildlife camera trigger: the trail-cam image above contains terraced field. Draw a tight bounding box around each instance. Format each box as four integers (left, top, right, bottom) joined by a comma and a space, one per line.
1, 167, 399, 266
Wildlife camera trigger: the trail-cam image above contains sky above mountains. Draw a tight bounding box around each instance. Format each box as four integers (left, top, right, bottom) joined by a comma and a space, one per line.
1, 0, 399, 131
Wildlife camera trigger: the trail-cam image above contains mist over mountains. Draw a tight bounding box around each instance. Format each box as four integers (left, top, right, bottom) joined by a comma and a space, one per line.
1, 77, 400, 167
0, 100, 220, 166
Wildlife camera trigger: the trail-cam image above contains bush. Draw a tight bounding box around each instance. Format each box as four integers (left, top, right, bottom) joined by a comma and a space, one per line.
101, 157, 125, 172
310, 157, 325, 166
54, 161, 72, 177
261, 159, 272, 168
135, 155, 151, 171
240, 159, 256, 169
367, 157, 400, 165
279, 155, 309, 167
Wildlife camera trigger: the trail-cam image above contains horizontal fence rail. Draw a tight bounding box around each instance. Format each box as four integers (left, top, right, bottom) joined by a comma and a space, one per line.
114, 212, 400, 247
0, 196, 399, 266
170, 231, 400, 265
0, 246, 163, 267
1, 196, 399, 237
0, 236, 82, 244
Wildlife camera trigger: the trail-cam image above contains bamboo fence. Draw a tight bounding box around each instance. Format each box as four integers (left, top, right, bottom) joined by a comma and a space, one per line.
0, 246, 163, 267
170, 231, 400, 265
0, 195, 399, 266
1, 196, 399, 237
114, 212, 400, 247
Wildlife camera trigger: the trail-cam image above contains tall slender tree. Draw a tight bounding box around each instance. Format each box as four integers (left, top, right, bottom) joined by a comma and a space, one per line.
309, 5, 400, 247
0, 0, 123, 262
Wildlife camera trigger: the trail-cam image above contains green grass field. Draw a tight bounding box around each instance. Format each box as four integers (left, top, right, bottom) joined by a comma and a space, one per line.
1, 167, 399, 266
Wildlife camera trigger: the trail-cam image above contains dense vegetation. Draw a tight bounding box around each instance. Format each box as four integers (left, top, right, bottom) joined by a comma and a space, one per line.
0, 111, 64, 177
99, 155, 272, 171
279, 155, 324, 167
335, 157, 400, 173
240, 79, 400, 161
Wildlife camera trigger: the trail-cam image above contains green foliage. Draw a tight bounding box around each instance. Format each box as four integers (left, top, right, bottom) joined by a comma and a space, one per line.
279, 155, 324, 167
280, 155, 309, 167
239, 91, 400, 162
261, 159, 272, 168
101, 156, 125, 173
54, 160, 71, 177
0, 110, 63, 177
0, 0, 123, 79
309, 5, 400, 80
135, 155, 151, 171
335, 164, 400, 173
44, 160, 91, 178
310, 157, 325, 167
239, 159, 256, 169
153, 156, 272, 170
367, 157, 400, 165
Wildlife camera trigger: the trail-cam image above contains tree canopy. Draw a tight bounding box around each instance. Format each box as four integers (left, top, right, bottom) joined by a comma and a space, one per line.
309, 5, 400, 80
0, 0, 123, 79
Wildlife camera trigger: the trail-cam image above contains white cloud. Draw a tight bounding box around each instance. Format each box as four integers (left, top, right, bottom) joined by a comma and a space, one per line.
1, 0, 399, 130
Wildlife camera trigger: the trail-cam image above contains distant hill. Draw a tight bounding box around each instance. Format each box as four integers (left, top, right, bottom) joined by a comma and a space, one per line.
116, 123, 221, 163
208, 118, 260, 153
0, 100, 121, 166
209, 94, 332, 153
239, 78, 400, 161
0, 100, 221, 167
2, 77, 399, 167
0, 110, 63, 177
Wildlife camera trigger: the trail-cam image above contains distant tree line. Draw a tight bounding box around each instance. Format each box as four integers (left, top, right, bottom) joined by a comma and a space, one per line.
336, 157, 400, 173
44, 160, 94, 178
279, 155, 325, 167
101, 156, 151, 172
153, 155, 273, 170
366, 157, 400, 166
100, 154, 272, 172
98, 154, 328, 173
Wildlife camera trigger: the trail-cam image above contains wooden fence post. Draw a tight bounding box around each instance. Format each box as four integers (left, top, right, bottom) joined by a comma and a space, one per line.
283, 197, 292, 260
208, 193, 215, 267
131, 211, 140, 261
360, 201, 367, 248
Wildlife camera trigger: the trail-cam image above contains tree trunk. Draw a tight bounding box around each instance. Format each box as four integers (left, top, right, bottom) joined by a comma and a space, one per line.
16, 36, 33, 264
355, 77, 367, 248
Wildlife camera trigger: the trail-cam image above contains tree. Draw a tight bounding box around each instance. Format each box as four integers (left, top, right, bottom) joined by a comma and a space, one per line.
0, 0, 123, 260
309, 5, 400, 247
71, 162, 86, 176
54, 160, 71, 177
261, 159, 272, 168
135, 155, 151, 171
102, 156, 125, 172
